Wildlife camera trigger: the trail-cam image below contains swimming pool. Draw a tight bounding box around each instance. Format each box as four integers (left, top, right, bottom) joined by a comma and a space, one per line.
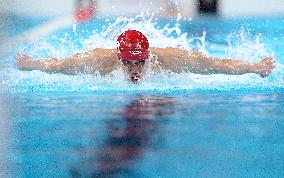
0, 15, 284, 177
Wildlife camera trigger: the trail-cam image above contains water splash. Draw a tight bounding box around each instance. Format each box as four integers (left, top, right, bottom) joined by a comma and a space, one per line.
225, 27, 270, 62
83, 14, 191, 50
1, 15, 284, 93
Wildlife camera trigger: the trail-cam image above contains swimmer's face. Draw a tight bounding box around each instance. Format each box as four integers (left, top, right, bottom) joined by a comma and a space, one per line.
120, 58, 146, 83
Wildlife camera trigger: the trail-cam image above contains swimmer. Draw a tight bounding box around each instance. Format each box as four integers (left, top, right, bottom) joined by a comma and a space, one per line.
16, 30, 276, 83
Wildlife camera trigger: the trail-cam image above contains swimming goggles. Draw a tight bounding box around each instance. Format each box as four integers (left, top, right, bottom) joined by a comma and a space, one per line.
120, 59, 146, 65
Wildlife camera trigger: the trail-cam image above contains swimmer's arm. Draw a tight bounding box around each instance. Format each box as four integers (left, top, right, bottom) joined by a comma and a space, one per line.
16, 49, 117, 74
16, 54, 79, 74
188, 51, 276, 77
152, 48, 276, 77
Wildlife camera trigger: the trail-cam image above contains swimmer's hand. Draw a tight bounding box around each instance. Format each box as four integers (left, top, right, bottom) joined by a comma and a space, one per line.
253, 56, 276, 78
16, 54, 34, 71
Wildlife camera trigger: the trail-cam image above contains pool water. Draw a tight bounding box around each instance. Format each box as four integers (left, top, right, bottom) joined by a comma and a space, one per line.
1, 16, 284, 93
0, 16, 284, 177
1, 92, 283, 178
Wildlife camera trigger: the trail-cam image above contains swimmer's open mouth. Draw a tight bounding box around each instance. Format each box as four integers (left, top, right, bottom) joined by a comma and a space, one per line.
130, 75, 140, 83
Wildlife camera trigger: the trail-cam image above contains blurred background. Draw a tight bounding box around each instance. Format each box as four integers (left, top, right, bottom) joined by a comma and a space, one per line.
1, 0, 284, 41
1, 0, 284, 18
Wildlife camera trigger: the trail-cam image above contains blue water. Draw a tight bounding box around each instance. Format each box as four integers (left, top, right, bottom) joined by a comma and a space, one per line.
1, 16, 284, 178
2, 16, 284, 93
1, 92, 283, 178
0, 13, 50, 37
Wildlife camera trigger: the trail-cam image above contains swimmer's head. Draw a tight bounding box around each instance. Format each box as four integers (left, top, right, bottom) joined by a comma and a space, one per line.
117, 30, 149, 83
117, 30, 149, 61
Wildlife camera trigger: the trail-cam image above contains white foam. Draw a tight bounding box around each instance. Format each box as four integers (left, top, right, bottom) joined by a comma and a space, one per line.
1, 15, 283, 93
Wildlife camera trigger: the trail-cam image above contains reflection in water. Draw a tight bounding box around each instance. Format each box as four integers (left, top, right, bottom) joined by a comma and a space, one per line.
6, 93, 284, 177
69, 95, 175, 178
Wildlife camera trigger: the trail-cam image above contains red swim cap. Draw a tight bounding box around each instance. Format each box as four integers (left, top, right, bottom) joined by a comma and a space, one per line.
117, 30, 149, 60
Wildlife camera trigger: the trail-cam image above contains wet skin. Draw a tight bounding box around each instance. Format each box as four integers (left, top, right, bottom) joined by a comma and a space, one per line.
16, 48, 276, 84
120, 59, 147, 84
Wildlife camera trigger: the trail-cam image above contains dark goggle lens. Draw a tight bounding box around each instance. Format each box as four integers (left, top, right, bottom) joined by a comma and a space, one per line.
121, 59, 145, 64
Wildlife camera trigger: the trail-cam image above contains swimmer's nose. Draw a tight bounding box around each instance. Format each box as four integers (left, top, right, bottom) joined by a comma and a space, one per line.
129, 65, 140, 72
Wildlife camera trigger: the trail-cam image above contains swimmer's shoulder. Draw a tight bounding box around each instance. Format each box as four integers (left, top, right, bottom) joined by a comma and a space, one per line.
150, 47, 191, 63
81, 48, 118, 65
149, 47, 180, 71
85, 48, 120, 74
150, 47, 168, 61
88, 48, 117, 59
150, 47, 190, 57
150, 47, 197, 72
